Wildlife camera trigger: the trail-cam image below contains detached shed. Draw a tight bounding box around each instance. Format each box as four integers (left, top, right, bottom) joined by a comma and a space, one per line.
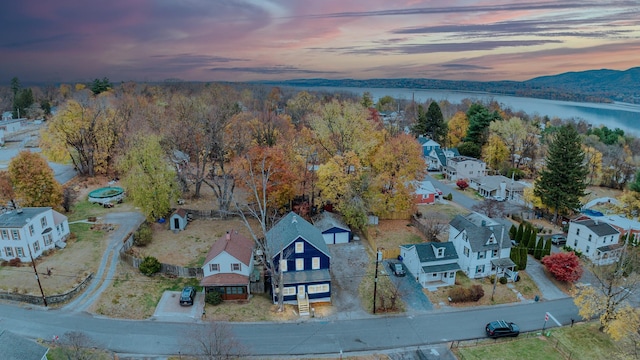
170, 208, 188, 231
313, 211, 351, 244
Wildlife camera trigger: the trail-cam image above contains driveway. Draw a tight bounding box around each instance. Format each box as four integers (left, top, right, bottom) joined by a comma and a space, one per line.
525, 255, 568, 301
385, 260, 433, 313
152, 290, 205, 322
327, 242, 371, 320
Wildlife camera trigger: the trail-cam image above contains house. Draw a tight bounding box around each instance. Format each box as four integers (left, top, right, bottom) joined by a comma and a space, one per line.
413, 180, 437, 205
266, 212, 331, 306
468, 175, 526, 201
169, 208, 188, 231
425, 147, 459, 171
448, 212, 517, 280
573, 213, 640, 242
313, 211, 351, 244
566, 219, 622, 265
0, 118, 23, 134
400, 242, 460, 289
1, 111, 12, 121
444, 156, 486, 181
0, 207, 70, 262
0, 329, 49, 360
200, 230, 255, 300
417, 137, 440, 157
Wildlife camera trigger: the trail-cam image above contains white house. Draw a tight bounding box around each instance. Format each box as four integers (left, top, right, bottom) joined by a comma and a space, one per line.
200, 230, 255, 300
400, 242, 460, 290
444, 156, 486, 181
566, 219, 622, 265
448, 212, 517, 280
468, 175, 526, 201
0, 207, 70, 262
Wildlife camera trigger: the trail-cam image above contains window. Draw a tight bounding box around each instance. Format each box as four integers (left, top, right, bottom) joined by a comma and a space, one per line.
443, 272, 448, 278
280, 259, 288, 272
231, 263, 241, 271
432, 273, 438, 277
4, 247, 13, 257
576, 228, 580, 235
492, 249, 499, 258
449, 272, 455, 278
283, 287, 296, 296
43, 234, 53, 246
312, 257, 320, 270
586, 246, 590, 254
574, 240, 578, 247
588, 234, 592, 242
11, 230, 20, 240
209, 264, 220, 272
32, 241, 40, 252
295, 242, 304, 253
41, 217, 48, 227
464, 247, 469, 257
28, 225, 34, 236
476, 265, 485, 274
308, 284, 329, 294
437, 248, 445, 257
1, 230, 8, 240
16, 247, 24, 257
477, 251, 486, 259
295, 258, 304, 271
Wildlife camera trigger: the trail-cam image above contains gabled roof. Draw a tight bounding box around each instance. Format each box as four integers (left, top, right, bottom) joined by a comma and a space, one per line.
470, 175, 526, 192
433, 147, 447, 166
597, 243, 624, 252
418, 138, 440, 147
0, 329, 49, 360
52, 209, 68, 226
267, 212, 330, 258
200, 273, 249, 287
312, 211, 350, 233
0, 208, 50, 228
574, 219, 620, 237
203, 230, 254, 266
448, 156, 484, 164
172, 208, 187, 218
401, 242, 458, 263
414, 180, 436, 196
450, 213, 510, 252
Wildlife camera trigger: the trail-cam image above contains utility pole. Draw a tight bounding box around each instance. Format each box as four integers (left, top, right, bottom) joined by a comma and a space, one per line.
373, 248, 382, 314
27, 239, 47, 307
491, 227, 505, 301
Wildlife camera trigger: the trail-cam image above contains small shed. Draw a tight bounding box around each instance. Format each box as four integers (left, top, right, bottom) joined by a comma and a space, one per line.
313, 211, 351, 244
170, 208, 188, 231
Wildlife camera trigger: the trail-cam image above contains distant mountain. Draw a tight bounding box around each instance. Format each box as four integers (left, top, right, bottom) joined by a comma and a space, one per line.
259, 67, 640, 104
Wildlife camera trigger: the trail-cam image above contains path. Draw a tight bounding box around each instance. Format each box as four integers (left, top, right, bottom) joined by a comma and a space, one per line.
525, 255, 568, 301
62, 212, 144, 312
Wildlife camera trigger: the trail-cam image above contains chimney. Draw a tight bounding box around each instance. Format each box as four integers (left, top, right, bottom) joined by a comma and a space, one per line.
226, 231, 231, 240
292, 215, 297, 224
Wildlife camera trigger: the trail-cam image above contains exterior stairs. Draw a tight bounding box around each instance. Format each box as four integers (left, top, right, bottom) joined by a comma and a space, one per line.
297, 292, 310, 316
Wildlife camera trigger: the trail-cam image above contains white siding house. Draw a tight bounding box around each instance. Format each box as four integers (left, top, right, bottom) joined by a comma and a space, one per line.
400, 242, 459, 289
566, 219, 621, 265
448, 212, 516, 280
444, 156, 486, 181
0, 207, 70, 262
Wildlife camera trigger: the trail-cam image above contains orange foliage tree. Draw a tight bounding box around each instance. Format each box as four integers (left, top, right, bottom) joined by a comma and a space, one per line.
8, 151, 63, 208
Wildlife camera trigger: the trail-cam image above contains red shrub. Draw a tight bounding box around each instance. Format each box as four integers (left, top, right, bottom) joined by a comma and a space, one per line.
541, 252, 583, 282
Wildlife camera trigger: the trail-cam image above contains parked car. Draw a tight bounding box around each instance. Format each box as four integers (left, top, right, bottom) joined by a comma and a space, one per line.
435, 188, 443, 196
485, 320, 520, 338
389, 262, 406, 277
492, 195, 505, 202
551, 234, 567, 245
180, 286, 196, 306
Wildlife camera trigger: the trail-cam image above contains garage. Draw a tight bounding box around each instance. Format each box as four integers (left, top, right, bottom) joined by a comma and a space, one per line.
313, 211, 351, 245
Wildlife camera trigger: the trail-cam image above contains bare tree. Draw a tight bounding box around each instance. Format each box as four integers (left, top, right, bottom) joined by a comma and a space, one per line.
415, 213, 447, 241
471, 199, 506, 219
59, 331, 102, 360
184, 322, 245, 360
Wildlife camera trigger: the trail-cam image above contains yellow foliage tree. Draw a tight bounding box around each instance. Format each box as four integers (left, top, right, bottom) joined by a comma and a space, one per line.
616, 190, 640, 219
481, 134, 509, 172
523, 186, 543, 209
583, 145, 603, 185
8, 151, 63, 209
316, 152, 363, 206
447, 111, 468, 148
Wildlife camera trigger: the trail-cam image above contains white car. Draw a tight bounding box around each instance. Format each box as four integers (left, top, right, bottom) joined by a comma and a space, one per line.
492, 196, 506, 202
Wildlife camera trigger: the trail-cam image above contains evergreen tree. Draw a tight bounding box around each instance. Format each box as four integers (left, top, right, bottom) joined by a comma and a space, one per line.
425, 101, 447, 144
630, 169, 640, 193
534, 125, 588, 223
411, 104, 428, 137
526, 226, 537, 255
464, 103, 501, 148
515, 223, 524, 243
543, 238, 552, 257
510, 243, 520, 268
518, 244, 528, 270
534, 236, 545, 260
509, 224, 517, 240
13, 88, 34, 118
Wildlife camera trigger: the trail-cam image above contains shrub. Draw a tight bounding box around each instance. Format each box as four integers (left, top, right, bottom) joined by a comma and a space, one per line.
139, 256, 161, 276
499, 276, 508, 284
446, 193, 453, 201
448, 287, 468, 303
8, 257, 21, 267
489, 274, 496, 284
133, 222, 153, 246
511, 213, 522, 222
469, 284, 484, 301
205, 291, 223, 305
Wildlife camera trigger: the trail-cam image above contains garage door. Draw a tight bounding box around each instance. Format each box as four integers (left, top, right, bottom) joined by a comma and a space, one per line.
334, 232, 349, 244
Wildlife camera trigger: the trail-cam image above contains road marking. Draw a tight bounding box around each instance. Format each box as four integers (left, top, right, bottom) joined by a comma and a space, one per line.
546, 312, 562, 326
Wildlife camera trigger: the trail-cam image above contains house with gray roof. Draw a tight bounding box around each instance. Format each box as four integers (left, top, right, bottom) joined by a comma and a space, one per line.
448, 212, 517, 281
266, 212, 331, 308
0, 207, 70, 262
425, 147, 459, 171
567, 219, 621, 265
312, 211, 351, 244
444, 156, 486, 181
469, 175, 526, 201
0, 329, 49, 360
400, 242, 460, 289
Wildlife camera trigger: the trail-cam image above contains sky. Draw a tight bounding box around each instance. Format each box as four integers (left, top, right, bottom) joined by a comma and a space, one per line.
1, 0, 639, 83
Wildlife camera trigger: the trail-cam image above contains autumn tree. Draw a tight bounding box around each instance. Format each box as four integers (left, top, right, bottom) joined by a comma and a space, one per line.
8, 151, 62, 208
534, 125, 588, 223
471, 199, 505, 219
446, 111, 468, 148
583, 145, 603, 185
542, 252, 583, 282
286, 90, 318, 127
482, 134, 509, 173
605, 305, 640, 358
490, 117, 527, 167
0, 171, 16, 209
118, 135, 180, 221
456, 179, 469, 190
41, 92, 119, 176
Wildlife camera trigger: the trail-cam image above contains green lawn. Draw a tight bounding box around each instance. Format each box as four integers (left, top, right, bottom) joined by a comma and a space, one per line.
456, 322, 619, 360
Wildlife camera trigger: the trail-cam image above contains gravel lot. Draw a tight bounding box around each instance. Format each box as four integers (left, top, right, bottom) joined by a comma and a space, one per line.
327, 241, 371, 320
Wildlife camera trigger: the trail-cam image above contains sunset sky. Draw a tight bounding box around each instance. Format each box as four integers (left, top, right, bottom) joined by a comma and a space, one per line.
1, 0, 639, 83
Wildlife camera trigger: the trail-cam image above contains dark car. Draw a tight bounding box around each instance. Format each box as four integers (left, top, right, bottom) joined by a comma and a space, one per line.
180, 286, 196, 306
485, 320, 520, 338
551, 234, 567, 246
389, 262, 406, 277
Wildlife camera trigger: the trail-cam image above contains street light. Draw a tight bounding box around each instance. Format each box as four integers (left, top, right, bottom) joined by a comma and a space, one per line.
26, 218, 47, 307
373, 248, 382, 314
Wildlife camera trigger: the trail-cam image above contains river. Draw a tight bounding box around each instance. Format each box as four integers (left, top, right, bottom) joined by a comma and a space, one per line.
291, 86, 640, 136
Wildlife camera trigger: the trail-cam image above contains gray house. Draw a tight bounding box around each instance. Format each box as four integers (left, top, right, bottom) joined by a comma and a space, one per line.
0, 329, 49, 360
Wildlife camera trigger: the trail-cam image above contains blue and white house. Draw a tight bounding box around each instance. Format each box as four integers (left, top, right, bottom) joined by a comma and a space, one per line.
266, 212, 331, 306
417, 137, 440, 157
400, 242, 460, 289
313, 211, 351, 244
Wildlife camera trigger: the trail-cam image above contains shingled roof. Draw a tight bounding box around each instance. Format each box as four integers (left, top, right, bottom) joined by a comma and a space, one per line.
450, 213, 511, 252
574, 219, 620, 237
267, 212, 330, 258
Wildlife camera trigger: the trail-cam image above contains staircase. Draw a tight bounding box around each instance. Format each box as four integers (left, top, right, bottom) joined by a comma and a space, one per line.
297, 292, 310, 316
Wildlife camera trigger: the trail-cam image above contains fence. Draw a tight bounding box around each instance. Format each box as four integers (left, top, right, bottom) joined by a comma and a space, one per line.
381, 248, 400, 260
450, 330, 574, 360
0, 273, 93, 306
119, 251, 204, 278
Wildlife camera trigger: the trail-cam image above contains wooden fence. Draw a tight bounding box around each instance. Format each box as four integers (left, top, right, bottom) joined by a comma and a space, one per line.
119, 252, 204, 278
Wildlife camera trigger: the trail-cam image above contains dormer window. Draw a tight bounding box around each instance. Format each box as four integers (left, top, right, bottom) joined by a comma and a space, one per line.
436, 247, 445, 258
